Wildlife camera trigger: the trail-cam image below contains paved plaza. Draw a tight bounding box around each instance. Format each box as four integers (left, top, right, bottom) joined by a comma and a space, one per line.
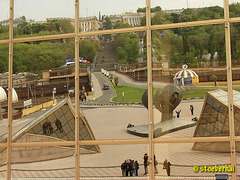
1, 100, 239, 178
0, 72, 238, 179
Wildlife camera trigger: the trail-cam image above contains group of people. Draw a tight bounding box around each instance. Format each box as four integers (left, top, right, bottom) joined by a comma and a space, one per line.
144, 153, 158, 175
120, 159, 139, 176
79, 89, 86, 102
175, 105, 194, 118
143, 153, 172, 176
42, 119, 63, 135
42, 121, 53, 135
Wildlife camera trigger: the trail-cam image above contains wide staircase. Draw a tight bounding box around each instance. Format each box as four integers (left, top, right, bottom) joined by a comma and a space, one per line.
93, 41, 118, 72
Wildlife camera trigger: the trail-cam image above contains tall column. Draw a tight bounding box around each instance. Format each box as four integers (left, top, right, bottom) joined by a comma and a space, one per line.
224, 0, 237, 179
146, 0, 154, 179
74, 0, 80, 179
7, 0, 14, 179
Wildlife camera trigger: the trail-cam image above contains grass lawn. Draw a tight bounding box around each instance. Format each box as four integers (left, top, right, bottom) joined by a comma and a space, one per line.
111, 84, 217, 103
182, 88, 216, 99
111, 85, 146, 103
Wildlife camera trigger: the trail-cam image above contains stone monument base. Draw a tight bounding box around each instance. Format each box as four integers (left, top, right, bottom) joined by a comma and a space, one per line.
127, 118, 197, 138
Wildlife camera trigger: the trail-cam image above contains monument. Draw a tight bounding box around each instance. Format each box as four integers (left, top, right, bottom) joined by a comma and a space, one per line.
128, 84, 196, 138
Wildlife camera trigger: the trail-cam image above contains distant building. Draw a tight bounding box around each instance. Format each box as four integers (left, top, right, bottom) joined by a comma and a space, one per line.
0, 17, 25, 27
41, 66, 92, 93
78, 16, 99, 32
122, 12, 145, 26
0, 72, 38, 88
30, 20, 47, 24
102, 15, 122, 28
165, 8, 184, 14
122, 12, 156, 26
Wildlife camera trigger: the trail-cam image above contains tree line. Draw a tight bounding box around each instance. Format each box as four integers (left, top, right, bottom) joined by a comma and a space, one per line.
105, 3, 240, 66
2, 3, 240, 75
0, 17, 99, 75
139, 3, 240, 66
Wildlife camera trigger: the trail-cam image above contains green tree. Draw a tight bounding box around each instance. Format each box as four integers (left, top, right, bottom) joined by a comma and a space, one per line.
114, 21, 131, 29
137, 7, 146, 13
103, 16, 112, 29
0, 44, 8, 72
114, 33, 139, 64
103, 16, 112, 40
210, 74, 218, 86
137, 6, 162, 13
31, 23, 44, 34
58, 20, 74, 33
79, 40, 98, 62
116, 47, 128, 63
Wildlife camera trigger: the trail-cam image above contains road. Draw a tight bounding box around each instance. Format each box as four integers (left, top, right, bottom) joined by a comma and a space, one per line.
83, 72, 116, 105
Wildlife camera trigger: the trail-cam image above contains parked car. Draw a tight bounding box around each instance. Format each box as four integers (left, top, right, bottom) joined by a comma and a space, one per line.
103, 83, 109, 90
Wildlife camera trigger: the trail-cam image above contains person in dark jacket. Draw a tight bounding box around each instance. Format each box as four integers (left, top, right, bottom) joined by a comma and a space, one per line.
154, 155, 158, 174
163, 159, 171, 176
134, 160, 139, 176
126, 159, 130, 176
144, 153, 148, 175
129, 159, 134, 176
190, 105, 194, 115
121, 160, 127, 176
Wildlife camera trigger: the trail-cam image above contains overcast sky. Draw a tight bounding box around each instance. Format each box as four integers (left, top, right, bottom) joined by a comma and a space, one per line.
0, 0, 239, 21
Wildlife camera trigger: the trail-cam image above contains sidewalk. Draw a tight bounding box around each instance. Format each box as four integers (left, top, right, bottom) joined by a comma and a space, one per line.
111, 71, 240, 89
86, 73, 102, 101
111, 71, 169, 89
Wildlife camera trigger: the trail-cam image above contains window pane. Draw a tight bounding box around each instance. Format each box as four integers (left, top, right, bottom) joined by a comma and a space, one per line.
80, 32, 148, 140
0, 147, 6, 179
11, 40, 76, 143
229, 1, 240, 18
0, 43, 8, 180
151, 25, 229, 138
0, 0, 9, 40
0, 43, 8, 170
14, 0, 75, 38
79, 144, 149, 178
154, 142, 231, 177
230, 22, 240, 136
80, 0, 145, 28
11, 146, 74, 178
150, 0, 224, 25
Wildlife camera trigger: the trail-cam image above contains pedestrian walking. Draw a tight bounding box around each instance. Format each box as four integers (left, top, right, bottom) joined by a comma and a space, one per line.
190, 105, 194, 115
175, 110, 181, 118
144, 153, 148, 175
55, 119, 63, 133
163, 159, 171, 176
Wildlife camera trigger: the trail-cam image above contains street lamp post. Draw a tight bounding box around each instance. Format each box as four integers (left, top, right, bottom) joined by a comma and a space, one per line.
41, 88, 44, 109
64, 85, 67, 96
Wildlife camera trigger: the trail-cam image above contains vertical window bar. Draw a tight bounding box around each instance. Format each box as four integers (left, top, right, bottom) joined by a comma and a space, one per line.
224, 0, 237, 179
146, 0, 154, 179
74, 0, 80, 179
7, 0, 14, 179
